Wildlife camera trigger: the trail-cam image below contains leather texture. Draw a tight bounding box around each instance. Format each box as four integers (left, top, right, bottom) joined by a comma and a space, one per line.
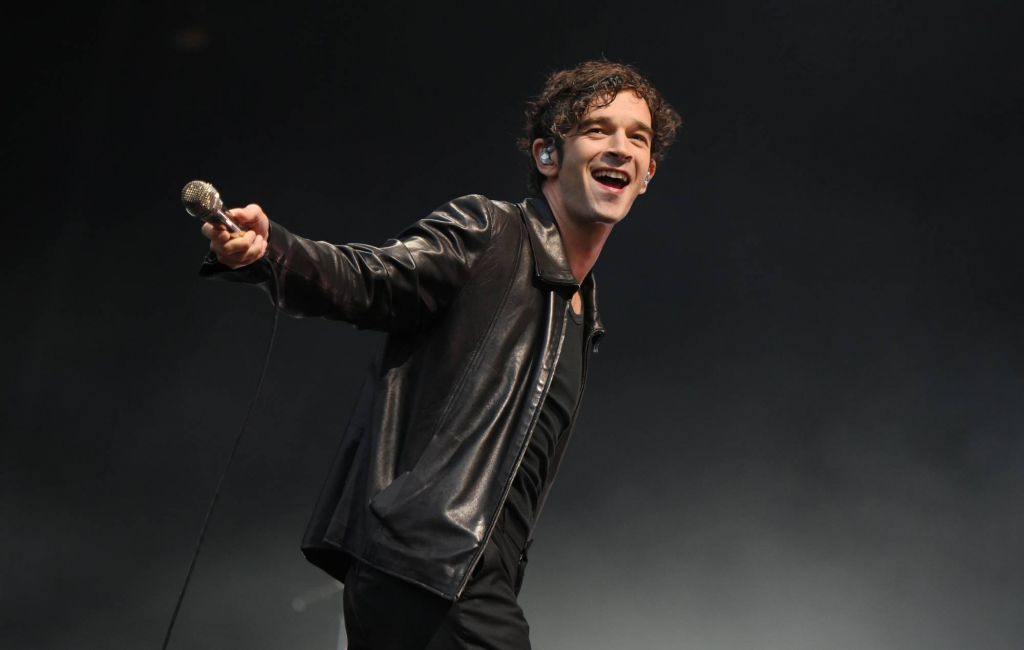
200, 195, 605, 599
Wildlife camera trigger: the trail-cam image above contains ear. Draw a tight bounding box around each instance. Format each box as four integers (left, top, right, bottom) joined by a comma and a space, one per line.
638, 160, 657, 194
532, 138, 559, 180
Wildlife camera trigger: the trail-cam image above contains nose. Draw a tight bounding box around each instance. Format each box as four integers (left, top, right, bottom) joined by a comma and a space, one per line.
605, 129, 632, 161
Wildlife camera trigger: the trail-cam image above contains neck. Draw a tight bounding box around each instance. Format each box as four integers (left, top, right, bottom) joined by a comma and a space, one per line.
541, 184, 614, 284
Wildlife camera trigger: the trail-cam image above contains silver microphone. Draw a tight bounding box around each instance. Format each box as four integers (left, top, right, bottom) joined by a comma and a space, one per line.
181, 180, 243, 233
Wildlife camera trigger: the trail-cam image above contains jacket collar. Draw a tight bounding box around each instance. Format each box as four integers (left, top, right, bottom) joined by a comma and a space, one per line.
519, 195, 606, 336
520, 195, 577, 287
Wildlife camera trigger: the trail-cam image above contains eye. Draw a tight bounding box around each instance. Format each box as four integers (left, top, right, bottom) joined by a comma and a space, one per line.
631, 133, 650, 145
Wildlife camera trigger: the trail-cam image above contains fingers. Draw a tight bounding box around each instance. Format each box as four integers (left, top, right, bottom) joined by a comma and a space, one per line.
201, 222, 232, 243
227, 204, 261, 221
210, 230, 268, 269
197, 200, 270, 266
220, 230, 260, 257
225, 203, 270, 238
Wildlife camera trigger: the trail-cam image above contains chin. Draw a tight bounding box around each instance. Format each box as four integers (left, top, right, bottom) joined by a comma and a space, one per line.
591, 200, 633, 224
589, 210, 628, 225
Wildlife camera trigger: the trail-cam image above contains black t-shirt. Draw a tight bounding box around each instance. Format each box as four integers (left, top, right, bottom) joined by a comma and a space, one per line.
502, 304, 585, 545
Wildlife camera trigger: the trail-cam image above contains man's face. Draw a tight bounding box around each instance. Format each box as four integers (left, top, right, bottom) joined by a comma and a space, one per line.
540, 91, 656, 227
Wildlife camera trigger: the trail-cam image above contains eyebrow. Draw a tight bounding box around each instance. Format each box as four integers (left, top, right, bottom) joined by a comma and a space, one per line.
578, 116, 654, 137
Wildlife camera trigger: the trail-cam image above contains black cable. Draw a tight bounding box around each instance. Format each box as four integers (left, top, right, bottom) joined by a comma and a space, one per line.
162, 272, 281, 650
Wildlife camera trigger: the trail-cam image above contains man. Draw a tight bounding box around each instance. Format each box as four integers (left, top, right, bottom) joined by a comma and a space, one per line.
200, 60, 680, 649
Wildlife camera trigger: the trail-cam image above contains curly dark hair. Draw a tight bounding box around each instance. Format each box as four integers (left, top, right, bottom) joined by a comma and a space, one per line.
519, 60, 682, 192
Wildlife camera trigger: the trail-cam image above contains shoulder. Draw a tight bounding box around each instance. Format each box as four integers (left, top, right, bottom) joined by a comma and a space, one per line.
414, 194, 525, 241
435, 194, 517, 225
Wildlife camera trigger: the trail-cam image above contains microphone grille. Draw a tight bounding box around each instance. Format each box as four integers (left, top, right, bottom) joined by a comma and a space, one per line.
181, 180, 223, 219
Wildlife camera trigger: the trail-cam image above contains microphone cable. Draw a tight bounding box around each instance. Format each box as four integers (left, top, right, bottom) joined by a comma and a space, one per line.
161, 264, 281, 650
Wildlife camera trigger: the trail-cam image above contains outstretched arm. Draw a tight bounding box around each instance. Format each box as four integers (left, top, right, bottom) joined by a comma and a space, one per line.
198, 195, 496, 333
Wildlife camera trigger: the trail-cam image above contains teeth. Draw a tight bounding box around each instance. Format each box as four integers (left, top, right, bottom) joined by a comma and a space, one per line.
594, 169, 629, 182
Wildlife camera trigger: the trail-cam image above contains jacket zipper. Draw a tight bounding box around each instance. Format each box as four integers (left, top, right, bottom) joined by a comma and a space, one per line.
455, 291, 567, 598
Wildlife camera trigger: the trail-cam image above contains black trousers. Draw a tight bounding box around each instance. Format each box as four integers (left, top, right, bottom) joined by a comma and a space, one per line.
342, 513, 531, 650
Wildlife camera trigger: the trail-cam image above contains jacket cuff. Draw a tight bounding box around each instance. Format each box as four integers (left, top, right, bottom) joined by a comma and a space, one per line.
264, 219, 291, 267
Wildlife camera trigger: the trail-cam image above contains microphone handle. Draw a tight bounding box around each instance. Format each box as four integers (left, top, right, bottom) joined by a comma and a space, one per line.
207, 208, 243, 233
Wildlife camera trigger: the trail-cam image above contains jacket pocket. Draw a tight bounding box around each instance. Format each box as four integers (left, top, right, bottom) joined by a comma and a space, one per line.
368, 471, 427, 524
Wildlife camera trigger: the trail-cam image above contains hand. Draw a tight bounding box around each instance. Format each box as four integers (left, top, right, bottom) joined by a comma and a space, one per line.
202, 203, 271, 269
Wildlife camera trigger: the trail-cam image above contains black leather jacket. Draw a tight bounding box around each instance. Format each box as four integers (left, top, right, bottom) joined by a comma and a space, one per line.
201, 194, 604, 599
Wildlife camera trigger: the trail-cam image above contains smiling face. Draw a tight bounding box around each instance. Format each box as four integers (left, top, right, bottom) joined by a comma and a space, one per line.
534, 91, 656, 229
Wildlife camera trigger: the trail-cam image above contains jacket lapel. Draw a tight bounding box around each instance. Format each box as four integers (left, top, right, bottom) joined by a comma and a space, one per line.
518, 196, 606, 338
520, 196, 577, 288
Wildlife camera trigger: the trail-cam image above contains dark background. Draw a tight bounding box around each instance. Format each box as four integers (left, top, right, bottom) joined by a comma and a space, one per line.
4, 1, 1024, 648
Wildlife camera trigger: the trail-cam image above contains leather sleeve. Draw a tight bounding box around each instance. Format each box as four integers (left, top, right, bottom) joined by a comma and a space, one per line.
199, 194, 496, 332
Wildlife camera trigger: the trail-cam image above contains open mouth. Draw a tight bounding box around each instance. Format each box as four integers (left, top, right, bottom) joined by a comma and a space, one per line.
592, 168, 630, 190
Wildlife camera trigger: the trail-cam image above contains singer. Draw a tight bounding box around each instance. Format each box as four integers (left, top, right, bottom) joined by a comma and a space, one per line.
199, 61, 680, 649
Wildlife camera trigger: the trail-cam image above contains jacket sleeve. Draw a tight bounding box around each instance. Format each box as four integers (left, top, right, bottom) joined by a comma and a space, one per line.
198, 194, 496, 332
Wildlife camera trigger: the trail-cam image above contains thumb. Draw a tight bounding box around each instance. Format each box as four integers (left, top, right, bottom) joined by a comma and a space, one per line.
226, 204, 269, 237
